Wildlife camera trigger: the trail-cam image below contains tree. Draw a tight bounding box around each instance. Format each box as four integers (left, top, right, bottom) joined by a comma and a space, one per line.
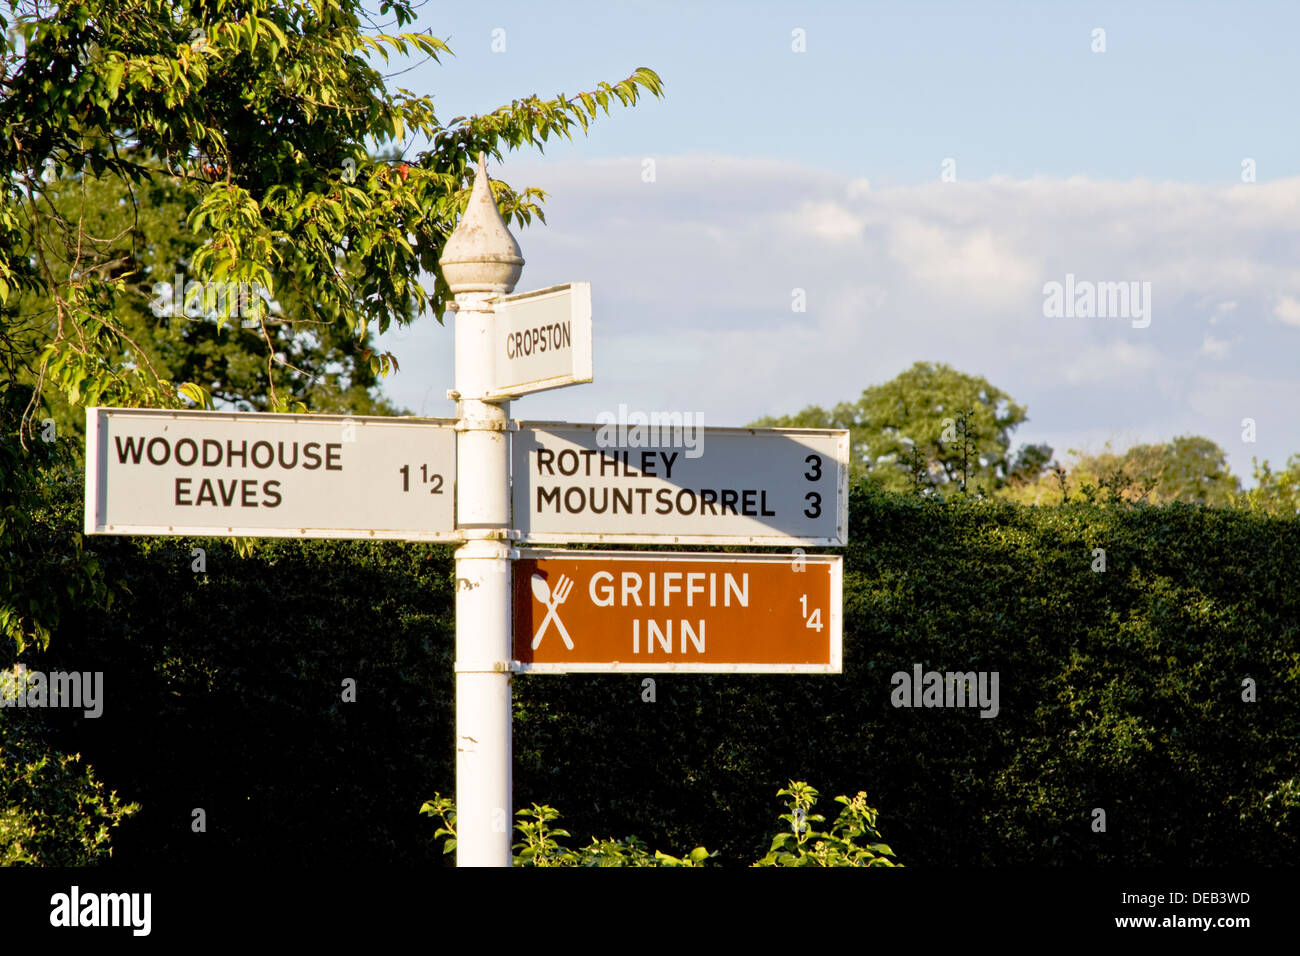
753, 362, 1041, 494
0, 0, 662, 648
6, 170, 405, 441
1002, 435, 1242, 507
1, 0, 664, 433
1241, 455, 1300, 517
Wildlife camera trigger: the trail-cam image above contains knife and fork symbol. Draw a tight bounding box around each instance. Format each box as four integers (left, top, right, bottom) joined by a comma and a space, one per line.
530, 573, 574, 649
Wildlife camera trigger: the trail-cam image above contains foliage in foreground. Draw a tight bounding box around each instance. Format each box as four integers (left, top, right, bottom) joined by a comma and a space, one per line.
0, 711, 139, 866
420, 781, 900, 867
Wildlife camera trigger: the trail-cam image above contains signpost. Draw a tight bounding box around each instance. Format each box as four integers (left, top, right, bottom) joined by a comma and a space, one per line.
85, 408, 458, 540
513, 550, 842, 673
83, 154, 850, 867
512, 423, 849, 545
485, 282, 592, 399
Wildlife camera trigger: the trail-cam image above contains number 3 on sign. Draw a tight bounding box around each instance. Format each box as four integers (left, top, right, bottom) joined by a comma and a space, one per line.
798, 594, 824, 631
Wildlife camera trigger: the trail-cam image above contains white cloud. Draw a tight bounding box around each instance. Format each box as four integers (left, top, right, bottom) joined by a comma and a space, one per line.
1273, 295, 1300, 327
791, 200, 863, 242
1200, 333, 1233, 358
1062, 340, 1161, 384
379, 157, 1300, 483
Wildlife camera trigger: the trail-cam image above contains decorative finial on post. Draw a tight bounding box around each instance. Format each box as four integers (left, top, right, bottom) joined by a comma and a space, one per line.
439, 153, 525, 295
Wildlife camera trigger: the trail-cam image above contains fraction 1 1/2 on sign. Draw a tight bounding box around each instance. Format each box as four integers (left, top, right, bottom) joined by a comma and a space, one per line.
399, 464, 445, 493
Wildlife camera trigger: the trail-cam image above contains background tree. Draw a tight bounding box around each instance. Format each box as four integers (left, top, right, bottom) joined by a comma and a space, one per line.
6, 171, 405, 441
1003, 435, 1242, 507
0, 0, 662, 646
754, 361, 1047, 494
1241, 455, 1300, 516
1, 0, 663, 431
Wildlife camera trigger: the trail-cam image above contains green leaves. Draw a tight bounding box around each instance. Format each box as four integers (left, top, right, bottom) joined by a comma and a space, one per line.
753, 361, 1028, 494
0, 712, 141, 865
419, 784, 894, 867
1, 0, 663, 431
753, 782, 901, 867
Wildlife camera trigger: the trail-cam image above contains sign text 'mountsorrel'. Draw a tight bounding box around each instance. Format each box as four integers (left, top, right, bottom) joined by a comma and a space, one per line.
511, 423, 849, 545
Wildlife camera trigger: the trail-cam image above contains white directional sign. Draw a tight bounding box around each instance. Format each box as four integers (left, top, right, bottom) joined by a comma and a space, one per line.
486, 282, 592, 399
511, 422, 849, 545
85, 408, 457, 540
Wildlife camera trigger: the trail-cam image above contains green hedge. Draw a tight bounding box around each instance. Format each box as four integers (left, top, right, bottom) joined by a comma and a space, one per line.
10, 476, 1298, 865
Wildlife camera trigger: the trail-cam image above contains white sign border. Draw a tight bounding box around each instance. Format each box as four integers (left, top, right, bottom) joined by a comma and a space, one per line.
510, 549, 843, 675
85, 407, 462, 541
510, 422, 850, 547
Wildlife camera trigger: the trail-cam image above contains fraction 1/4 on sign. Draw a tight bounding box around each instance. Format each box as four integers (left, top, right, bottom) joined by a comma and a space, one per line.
399, 464, 446, 494
799, 593, 823, 632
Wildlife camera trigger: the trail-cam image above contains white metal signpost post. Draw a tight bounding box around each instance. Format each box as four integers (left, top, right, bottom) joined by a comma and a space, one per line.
84, 154, 849, 869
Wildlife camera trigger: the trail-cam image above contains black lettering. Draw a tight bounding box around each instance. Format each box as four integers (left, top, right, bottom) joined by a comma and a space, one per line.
226, 440, 248, 468
600, 451, 621, 476
660, 451, 678, 480
537, 486, 561, 512
202, 439, 222, 466
613, 487, 634, 513
263, 480, 282, 508
580, 449, 599, 475
640, 451, 656, 477
251, 441, 274, 468
721, 489, 739, 514
742, 489, 757, 516
218, 479, 238, 507
700, 488, 719, 515
635, 488, 652, 512
536, 448, 555, 475
557, 450, 579, 476
113, 435, 146, 464
175, 477, 192, 506
302, 442, 322, 469
561, 321, 571, 348
675, 488, 697, 515
146, 436, 171, 465
174, 438, 199, 466
589, 488, 609, 514
241, 479, 258, 507
655, 488, 674, 515
195, 479, 217, 506
564, 487, 585, 513
762, 490, 775, 516
277, 441, 298, 469
325, 443, 342, 471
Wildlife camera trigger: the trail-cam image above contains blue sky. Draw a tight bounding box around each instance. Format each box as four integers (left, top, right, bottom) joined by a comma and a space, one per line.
373, 0, 1300, 483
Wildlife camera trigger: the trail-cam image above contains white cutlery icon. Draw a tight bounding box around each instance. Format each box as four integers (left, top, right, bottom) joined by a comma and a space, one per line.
530, 573, 575, 650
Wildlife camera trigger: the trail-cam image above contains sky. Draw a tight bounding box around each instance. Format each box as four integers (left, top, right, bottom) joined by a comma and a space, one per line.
372, 0, 1300, 483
